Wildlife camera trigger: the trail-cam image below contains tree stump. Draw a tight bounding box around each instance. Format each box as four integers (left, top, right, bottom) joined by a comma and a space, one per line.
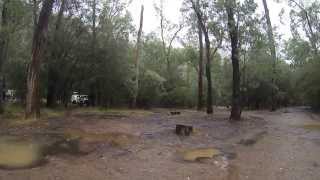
176, 124, 193, 136
170, 111, 181, 115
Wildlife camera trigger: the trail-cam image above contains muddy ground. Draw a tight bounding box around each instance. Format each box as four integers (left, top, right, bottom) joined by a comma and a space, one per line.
0, 107, 319, 180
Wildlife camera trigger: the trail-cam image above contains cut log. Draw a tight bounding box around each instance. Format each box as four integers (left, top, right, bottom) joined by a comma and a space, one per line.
176, 124, 193, 136
170, 111, 181, 115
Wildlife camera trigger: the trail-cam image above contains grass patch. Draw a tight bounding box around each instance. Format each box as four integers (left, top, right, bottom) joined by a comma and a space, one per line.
8, 118, 39, 127
41, 108, 65, 118
2, 103, 24, 119
74, 107, 153, 117
1, 104, 65, 127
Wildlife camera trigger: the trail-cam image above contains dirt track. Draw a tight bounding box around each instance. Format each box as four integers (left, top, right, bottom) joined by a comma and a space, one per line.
232, 107, 320, 180
0, 107, 319, 180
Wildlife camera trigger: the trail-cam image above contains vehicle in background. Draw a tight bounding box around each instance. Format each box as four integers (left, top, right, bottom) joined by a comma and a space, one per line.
78, 95, 89, 106
71, 92, 80, 104
5, 89, 17, 102
71, 92, 89, 106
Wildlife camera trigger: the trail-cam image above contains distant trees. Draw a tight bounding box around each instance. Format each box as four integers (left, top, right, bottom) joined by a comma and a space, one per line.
154, 0, 184, 94
0, 0, 10, 114
286, 0, 320, 109
289, 0, 319, 56
46, 0, 66, 108
1, 0, 319, 118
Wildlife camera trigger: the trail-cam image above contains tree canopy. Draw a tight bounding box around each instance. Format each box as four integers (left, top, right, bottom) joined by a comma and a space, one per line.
0, 0, 319, 118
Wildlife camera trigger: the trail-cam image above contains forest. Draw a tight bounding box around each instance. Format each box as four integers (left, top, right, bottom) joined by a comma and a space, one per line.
0, 0, 320, 179
0, 0, 319, 119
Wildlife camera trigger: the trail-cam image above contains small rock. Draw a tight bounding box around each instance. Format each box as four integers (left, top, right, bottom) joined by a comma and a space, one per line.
238, 131, 267, 146
239, 139, 256, 146
279, 167, 284, 171
224, 152, 237, 160
313, 162, 319, 167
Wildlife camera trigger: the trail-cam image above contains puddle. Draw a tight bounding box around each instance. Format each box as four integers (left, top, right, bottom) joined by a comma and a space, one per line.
300, 124, 320, 131
0, 136, 45, 170
63, 129, 138, 147
180, 148, 221, 161
0, 130, 137, 170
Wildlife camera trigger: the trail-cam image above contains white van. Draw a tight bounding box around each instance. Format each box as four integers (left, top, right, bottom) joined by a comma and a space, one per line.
71, 92, 80, 104
71, 92, 89, 106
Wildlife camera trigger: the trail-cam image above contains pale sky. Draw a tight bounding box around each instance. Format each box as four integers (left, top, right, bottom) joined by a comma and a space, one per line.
128, 0, 184, 34
128, 0, 292, 42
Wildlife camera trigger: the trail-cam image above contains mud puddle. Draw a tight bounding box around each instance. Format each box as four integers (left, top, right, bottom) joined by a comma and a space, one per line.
0, 130, 138, 170
0, 136, 46, 170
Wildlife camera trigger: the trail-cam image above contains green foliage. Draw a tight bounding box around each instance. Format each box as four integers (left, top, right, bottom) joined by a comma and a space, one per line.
2, 0, 320, 111
285, 38, 311, 67
296, 60, 320, 109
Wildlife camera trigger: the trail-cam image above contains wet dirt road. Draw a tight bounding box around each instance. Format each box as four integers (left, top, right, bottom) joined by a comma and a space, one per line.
0, 107, 319, 180
232, 107, 320, 180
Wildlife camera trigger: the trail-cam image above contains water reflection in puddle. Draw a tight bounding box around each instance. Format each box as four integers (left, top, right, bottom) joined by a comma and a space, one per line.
301, 124, 320, 131
0, 136, 45, 169
0, 130, 137, 170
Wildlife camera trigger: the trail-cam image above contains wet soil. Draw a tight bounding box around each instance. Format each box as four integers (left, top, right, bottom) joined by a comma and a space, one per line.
0, 107, 319, 180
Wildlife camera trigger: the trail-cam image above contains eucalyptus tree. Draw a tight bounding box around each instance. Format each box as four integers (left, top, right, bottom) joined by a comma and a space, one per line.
25, 0, 55, 119
132, 5, 144, 108
288, 0, 319, 56
183, 0, 225, 114
197, 15, 204, 110
225, 0, 241, 120
236, 0, 259, 108
0, 0, 9, 114
180, 1, 204, 110
262, 0, 277, 111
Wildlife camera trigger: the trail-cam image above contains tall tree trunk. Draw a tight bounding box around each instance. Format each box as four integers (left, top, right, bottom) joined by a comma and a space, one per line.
262, 0, 277, 111
89, 0, 97, 106
0, 0, 10, 114
25, 0, 54, 119
191, 0, 213, 114
226, 0, 241, 120
92, 0, 96, 51
197, 19, 204, 111
33, 0, 38, 29
46, 67, 57, 107
242, 49, 249, 109
132, 5, 144, 108
204, 32, 213, 114
46, 0, 66, 108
